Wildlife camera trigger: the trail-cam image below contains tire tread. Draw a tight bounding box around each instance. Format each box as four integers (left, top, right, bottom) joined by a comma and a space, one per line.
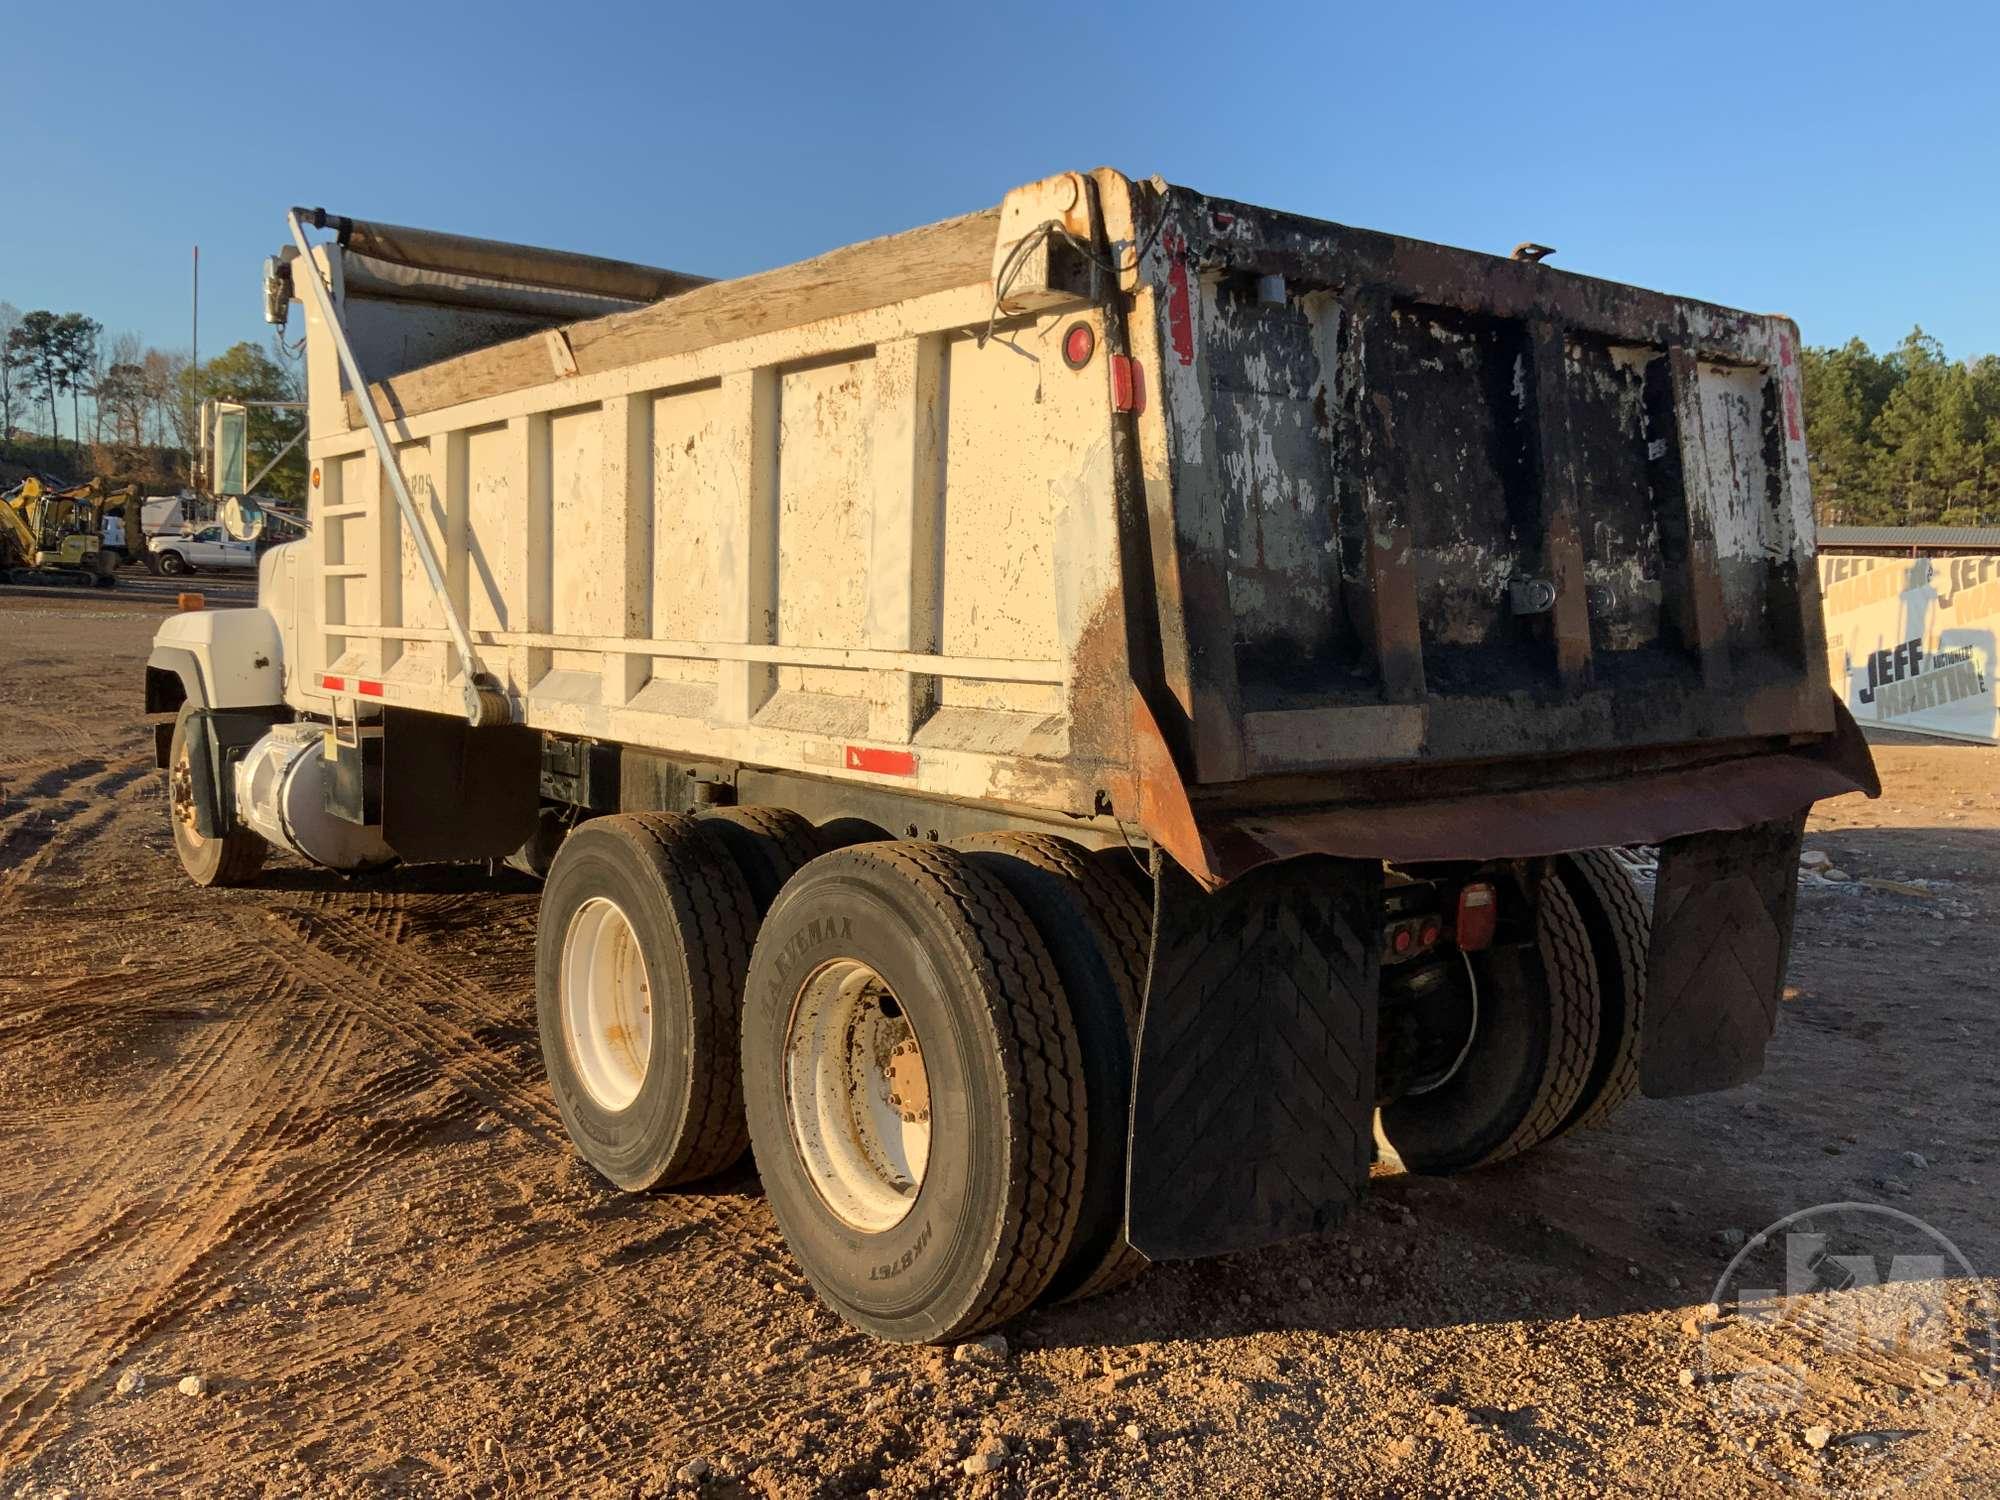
1557, 849, 1650, 1133
955, 833, 1149, 1301
1476, 875, 1599, 1166
695, 805, 825, 911
768, 842, 1087, 1339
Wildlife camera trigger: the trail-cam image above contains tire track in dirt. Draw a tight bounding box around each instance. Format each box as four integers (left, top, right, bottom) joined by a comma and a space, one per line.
3, 795, 797, 1477
0, 952, 286, 1238
152, 902, 796, 1490
4, 864, 544, 1370
202, 1182, 809, 1492
0, 712, 98, 773
0, 989, 372, 1460
258, 904, 562, 1141
0, 759, 156, 900
0, 1035, 513, 1465
0, 929, 326, 1271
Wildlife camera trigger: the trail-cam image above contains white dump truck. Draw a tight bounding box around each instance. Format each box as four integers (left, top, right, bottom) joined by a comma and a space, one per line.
145, 170, 1878, 1343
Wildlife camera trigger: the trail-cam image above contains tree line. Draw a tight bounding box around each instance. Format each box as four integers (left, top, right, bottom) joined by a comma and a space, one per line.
1797, 329, 1997, 529
1, 299, 306, 501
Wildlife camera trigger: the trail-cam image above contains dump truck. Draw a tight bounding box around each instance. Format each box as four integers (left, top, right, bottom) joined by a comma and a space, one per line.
143, 170, 1879, 1344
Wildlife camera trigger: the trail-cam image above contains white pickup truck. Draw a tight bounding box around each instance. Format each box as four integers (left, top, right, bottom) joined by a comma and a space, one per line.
148, 524, 258, 576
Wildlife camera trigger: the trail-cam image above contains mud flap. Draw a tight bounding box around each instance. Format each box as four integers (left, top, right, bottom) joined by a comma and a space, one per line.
1126, 853, 1381, 1260
381, 707, 541, 863
1639, 813, 1807, 1097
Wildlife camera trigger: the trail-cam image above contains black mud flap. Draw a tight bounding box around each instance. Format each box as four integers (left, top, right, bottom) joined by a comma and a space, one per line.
1126, 853, 1381, 1261
381, 707, 540, 863
1639, 813, 1807, 1098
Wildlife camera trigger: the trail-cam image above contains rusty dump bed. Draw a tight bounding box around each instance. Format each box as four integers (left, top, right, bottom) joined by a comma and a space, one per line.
1132, 182, 1835, 804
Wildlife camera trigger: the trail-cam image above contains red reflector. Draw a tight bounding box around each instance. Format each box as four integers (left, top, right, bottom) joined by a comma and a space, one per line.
1420, 922, 1441, 947
1455, 883, 1498, 951
1392, 927, 1413, 954
1110, 354, 1145, 413
358, 680, 384, 697
320, 674, 345, 691
1062, 321, 1096, 370
845, 746, 918, 778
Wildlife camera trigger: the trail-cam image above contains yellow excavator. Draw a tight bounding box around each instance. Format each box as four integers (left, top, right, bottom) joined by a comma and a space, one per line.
1, 477, 120, 587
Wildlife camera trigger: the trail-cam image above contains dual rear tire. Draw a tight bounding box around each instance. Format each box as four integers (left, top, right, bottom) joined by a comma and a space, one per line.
740, 844, 1088, 1342
534, 814, 759, 1190
537, 814, 1651, 1339
536, 818, 1129, 1342
1375, 852, 1649, 1174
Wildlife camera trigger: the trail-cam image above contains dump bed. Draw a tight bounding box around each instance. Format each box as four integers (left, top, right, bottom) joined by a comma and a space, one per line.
276, 170, 1855, 878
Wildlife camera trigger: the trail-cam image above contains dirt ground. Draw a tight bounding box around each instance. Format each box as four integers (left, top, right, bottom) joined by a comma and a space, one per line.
1, 587, 1995, 1499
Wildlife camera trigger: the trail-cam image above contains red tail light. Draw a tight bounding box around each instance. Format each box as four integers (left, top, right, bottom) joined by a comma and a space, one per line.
1455, 882, 1497, 951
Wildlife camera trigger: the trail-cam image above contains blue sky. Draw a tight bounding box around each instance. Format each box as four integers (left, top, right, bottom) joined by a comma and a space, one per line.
4, 0, 1996, 364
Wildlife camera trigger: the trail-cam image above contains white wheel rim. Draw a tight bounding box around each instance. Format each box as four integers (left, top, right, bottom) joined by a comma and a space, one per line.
560, 896, 653, 1112
783, 959, 931, 1233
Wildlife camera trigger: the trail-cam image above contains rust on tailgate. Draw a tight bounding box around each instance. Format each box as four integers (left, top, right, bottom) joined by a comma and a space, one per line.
1133, 692, 1878, 889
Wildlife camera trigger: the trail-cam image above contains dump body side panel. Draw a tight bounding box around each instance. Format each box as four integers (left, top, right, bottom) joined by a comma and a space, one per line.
293, 202, 1131, 825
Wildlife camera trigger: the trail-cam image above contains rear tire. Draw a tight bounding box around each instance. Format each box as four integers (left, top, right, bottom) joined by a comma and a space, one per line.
815, 816, 892, 850
1090, 843, 1154, 904
694, 805, 825, 912
1549, 849, 1650, 1135
536, 814, 759, 1190
741, 843, 1087, 1343
954, 831, 1149, 1302
165, 705, 267, 887
1376, 874, 1599, 1174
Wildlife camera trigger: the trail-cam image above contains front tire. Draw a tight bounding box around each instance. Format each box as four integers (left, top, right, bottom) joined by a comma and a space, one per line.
155, 550, 188, 577
742, 843, 1087, 1343
165, 705, 266, 887
536, 814, 759, 1190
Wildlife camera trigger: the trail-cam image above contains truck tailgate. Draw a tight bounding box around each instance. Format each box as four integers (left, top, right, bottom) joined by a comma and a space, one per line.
1140, 186, 1832, 783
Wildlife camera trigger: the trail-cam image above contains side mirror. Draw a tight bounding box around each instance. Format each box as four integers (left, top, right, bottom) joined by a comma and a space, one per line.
219, 497, 266, 542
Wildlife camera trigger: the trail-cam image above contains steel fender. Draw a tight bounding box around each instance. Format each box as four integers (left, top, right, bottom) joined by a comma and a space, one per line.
147, 607, 283, 709
1126, 852, 1382, 1260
